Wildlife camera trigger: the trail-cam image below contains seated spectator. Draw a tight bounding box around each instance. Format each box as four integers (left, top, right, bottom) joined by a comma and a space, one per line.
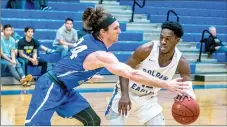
205, 26, 227, 55
1, 24, 33, 86
18, 26, 47, 76
11, 26, 55, 55
53, 18, 78, 58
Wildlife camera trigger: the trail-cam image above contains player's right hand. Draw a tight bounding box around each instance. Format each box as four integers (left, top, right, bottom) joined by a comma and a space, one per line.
118, 95, 131, 116
167, 78, 190, 96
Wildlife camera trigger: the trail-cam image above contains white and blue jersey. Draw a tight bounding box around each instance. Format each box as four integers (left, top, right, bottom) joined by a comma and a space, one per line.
25, 34, 108, 125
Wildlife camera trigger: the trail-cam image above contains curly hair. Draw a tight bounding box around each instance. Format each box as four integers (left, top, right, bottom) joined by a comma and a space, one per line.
83, 7, 110, 36
161, 21, 184, 38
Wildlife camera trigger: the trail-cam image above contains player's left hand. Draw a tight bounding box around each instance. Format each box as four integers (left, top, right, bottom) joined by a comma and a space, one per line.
118, 95, 131, 116
88, 75, 104, 83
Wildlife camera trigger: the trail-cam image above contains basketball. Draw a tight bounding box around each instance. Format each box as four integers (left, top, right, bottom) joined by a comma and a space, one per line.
171, 97, 200, 125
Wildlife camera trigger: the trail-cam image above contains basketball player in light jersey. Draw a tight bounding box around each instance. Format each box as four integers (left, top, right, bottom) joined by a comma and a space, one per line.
105, 21, 196, 125
25, 7, 191, 125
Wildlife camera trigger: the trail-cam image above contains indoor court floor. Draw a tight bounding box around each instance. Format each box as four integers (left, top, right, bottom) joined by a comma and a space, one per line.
1, 81, 227, 126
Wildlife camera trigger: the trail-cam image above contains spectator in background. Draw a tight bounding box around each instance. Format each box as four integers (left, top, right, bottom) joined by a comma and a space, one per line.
11, 26, 55, 55
53, 18, 78, 58
205, 26, 227, 55
1, 24, 33, 86
18, 26, 47, 76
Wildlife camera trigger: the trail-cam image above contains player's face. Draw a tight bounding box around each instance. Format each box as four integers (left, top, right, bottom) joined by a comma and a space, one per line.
65, 20, 73, 31
106, 21, 121, 44
159, 29, 180, 54
25, 29, 34, 38
3, 27, 12, 37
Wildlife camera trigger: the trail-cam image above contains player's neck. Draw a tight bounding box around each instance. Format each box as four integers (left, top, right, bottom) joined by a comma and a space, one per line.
97, 36, 112, 48
159, 50, 175, 62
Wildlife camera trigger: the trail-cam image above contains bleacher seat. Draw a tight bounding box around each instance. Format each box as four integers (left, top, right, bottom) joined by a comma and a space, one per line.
148, 15, 226, 25
119, 0, 227, 10
212, 53, 227, 62
1, 18, 127, 31
2, 9, 84, 20
183, 33, 227, 42
182, 24, 227, 33
134, 6, 226, 18
14, 29, 143, 41
48, 2, 95, 12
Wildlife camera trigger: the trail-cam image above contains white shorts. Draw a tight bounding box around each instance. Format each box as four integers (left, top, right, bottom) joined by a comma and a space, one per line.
105, 87, 164, 125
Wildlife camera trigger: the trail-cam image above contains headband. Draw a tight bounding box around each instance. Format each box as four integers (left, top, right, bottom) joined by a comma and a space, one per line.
94, 15, 117, 31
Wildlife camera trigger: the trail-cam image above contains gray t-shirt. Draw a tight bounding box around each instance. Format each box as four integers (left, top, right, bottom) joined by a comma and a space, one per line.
53, 25, 78, 46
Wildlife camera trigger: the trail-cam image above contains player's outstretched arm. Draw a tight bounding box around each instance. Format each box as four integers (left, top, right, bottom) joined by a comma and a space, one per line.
84, 51, 190, 96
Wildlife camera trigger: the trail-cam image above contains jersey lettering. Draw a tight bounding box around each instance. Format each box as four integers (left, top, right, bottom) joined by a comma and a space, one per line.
131, 83, 154, 96
70, 45, 87, 59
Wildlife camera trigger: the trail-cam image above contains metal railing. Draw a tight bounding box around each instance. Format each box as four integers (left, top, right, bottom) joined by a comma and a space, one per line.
166, 10, 179, 22
129, 0, 146, 22
197, 30, 214, 62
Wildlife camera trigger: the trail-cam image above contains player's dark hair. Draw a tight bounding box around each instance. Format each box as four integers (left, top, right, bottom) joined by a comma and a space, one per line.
161, 21, 184, 38
82, 7, 95, 22
83, 7, 114, 37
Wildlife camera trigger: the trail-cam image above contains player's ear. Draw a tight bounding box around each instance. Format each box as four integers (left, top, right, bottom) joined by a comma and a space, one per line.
99, 29, 105, 35
176, 37, 181, 44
